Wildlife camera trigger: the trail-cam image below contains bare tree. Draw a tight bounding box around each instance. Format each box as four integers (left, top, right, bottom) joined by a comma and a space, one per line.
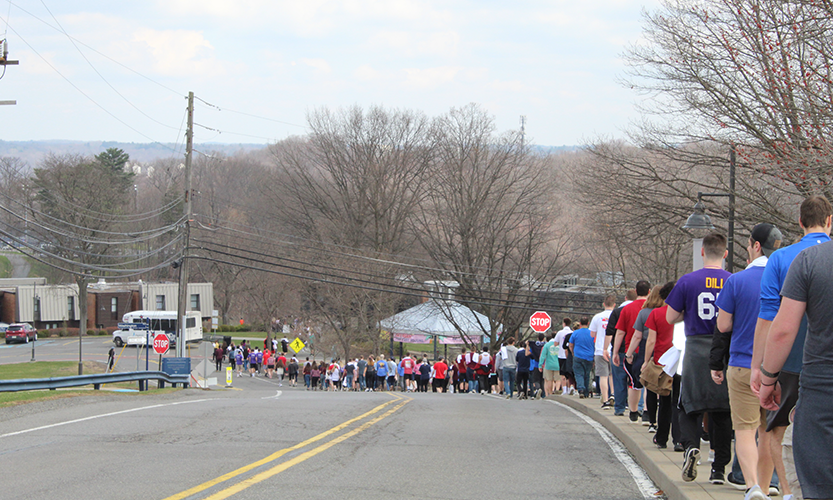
624, 0, 833, 198
414, 104, 569, 349
266, 106, 434, 357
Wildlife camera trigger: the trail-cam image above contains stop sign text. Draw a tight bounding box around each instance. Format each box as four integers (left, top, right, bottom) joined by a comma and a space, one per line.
153, 333, 170, 355
529, 311, 552, 333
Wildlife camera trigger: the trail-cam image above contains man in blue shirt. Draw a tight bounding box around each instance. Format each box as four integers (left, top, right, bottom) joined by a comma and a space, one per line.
569, 316, 595, 398
715, 223, 782, 498
752, 196, 831, 500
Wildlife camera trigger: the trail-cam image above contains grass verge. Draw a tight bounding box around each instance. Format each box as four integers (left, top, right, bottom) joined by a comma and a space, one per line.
0, 361, 181, 408
0, 255, 12, 278
0, 360, 105, 380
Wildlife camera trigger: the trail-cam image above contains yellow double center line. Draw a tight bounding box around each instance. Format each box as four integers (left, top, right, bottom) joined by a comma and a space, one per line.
163, 393, 410, 500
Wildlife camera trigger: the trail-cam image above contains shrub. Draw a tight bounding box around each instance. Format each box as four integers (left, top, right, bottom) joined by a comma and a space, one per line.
235, 324, 251, 332
48, 327, 80, 338
37, 330, 50, 338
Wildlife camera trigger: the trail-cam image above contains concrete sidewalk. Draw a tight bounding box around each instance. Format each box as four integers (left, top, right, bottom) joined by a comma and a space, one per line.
549, 393, 755, 500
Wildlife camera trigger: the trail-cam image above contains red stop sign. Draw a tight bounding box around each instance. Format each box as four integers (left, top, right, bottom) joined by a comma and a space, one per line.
152, 333, 170, 355
529, 311, 551, 333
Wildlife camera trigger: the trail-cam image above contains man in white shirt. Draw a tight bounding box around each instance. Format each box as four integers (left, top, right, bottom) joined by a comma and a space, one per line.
590, 295, 616, 408
553, 318, 573, 395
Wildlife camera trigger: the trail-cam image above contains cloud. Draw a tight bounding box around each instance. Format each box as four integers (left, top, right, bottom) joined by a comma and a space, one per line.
354, 64, 381, 81
158, 0, 451, 36
132, 28, 217, 77
300, 58, 332, 73
402, 66, 460, 89
367, 30, 460, 57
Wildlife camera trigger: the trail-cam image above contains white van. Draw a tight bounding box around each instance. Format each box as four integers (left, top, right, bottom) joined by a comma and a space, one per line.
113, 310, 203, 347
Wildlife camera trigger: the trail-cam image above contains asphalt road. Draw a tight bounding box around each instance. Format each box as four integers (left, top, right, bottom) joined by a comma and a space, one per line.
0, 341, 659, 499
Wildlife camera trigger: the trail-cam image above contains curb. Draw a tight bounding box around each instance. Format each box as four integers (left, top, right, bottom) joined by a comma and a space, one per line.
547, 394, 745, 500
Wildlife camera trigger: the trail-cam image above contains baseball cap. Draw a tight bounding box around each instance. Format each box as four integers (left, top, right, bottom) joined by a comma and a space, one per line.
750, 223, 783, 257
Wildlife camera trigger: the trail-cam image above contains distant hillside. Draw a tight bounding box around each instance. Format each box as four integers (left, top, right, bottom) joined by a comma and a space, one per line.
0, 140, 579, 168
0, 140, 269, 168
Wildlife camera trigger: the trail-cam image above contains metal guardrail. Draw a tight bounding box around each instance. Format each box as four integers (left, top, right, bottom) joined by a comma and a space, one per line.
0, 371, 189, 392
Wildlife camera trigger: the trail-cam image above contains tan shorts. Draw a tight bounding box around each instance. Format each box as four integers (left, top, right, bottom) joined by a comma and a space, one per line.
727, 366, 766, 431
543, 369, 559, 382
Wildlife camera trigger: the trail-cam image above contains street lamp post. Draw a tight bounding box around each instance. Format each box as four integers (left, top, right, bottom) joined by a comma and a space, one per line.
683, 148, 737, 273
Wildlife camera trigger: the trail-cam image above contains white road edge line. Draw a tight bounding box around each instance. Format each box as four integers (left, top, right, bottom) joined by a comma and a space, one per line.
546, 400, 658, 499
0, 398, 216, 439
261, 390, 282, 400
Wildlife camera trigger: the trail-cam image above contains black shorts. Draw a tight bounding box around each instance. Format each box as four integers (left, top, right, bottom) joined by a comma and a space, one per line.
624, 359, 644, 390
458, 372, 467, 382
766, 371, 800, 431
251, 363, 259, 371
404, 373, 414, 381
432, 378, 445, 389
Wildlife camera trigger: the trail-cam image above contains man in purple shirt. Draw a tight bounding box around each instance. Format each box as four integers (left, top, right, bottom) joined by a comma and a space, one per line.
666, 232, 733, 485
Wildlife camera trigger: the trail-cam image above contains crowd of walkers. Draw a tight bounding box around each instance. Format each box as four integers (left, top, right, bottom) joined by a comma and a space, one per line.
596, 195, 833, 500
206, 196, 833, 500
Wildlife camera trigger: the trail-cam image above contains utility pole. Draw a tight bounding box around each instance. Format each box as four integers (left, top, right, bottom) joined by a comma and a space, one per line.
0, 39, 19, 106
176, 91, 194, 358
519, 115, 527, 148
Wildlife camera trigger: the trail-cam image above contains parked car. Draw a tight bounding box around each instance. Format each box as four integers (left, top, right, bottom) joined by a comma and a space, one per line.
4, 323, 37, 344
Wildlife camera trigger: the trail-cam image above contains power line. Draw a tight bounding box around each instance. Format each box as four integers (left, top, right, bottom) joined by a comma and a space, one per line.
5, 23, 181, 152
4, 1, 182, 96
191, 212, 606, 293
192, 240, 608, 310
194, 122, 281, 142
38, 0, 181, 132
194, 96, 306, 129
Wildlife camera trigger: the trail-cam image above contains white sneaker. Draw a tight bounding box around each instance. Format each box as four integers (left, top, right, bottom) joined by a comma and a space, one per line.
743, 485, 768, 500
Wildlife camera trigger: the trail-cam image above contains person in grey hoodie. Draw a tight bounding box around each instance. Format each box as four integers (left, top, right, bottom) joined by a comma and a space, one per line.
502, 337, 519, 398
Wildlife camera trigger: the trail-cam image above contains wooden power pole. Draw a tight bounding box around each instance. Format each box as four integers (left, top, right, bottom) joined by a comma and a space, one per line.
176, 92, 194, 358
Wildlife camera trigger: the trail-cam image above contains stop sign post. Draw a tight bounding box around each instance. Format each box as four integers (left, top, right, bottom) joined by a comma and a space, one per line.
152, 333, 170, 355
529, 311, 552, 333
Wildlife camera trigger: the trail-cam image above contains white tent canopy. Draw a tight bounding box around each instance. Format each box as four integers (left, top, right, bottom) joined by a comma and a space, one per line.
379, 300, 501, 344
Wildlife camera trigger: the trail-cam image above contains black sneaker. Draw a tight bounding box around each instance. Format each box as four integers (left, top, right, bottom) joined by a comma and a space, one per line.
681, 448, 700, 482
709, 469, 725, 485
726, 472, 745, 490
653, 435, 667, 449
673, 442, 685, 452
629, 411, 640, 422
648, 424, 657, 433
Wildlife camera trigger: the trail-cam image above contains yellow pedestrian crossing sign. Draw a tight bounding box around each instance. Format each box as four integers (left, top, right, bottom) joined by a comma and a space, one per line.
289, 338, 305, 353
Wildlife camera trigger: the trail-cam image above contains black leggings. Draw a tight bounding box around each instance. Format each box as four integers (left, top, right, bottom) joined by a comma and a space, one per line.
516, 371, 529, 396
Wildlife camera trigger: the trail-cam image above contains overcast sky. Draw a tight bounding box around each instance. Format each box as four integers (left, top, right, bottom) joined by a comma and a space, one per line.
0, 0, 660, 147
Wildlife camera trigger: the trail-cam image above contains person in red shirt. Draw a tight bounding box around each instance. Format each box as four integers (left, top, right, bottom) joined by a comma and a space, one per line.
432, 357, 449, 393
643, 281, 678, 449
613, 280, 651, 421
456, 349, 469, 393
400, 355, 416, 392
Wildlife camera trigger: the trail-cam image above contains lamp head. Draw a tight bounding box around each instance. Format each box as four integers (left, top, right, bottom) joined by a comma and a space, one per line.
683, 200, 714, 230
